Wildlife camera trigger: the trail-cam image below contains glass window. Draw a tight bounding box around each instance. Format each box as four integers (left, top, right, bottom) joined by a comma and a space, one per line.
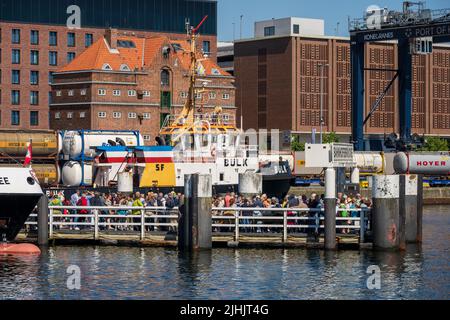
54, 112, 61, 119
68, 90, 74, 96
12, 49, 20, 64
128, 90, 136, 96
98, 89, 106, 96
81, 89, 87, 96
98, 112, 107, 118
49, 31, 57, 46
30, 50, 39, 65
161, 69, 170, 86
223, 93, 230, 100
85, 34, 93, 47
264, 26, 275, 37
11, 90, 20, 105
30, 71, 39, 85
293, 24, 300, 34
79, 112, 86, 118
30, 30, 39, 45
12, 29, 20, 44
113, 90, 121, 96
30, 111, 39, 126
48, 92, 52, 104
49, 51, 57, 66
67, 52, 76, 63
67, 112, 73, 119
30, 91, 39, 105
11, 70, 20, 84
67, 32, 76, 47
143, 113, 151, 119
128, 112, 137, 119
11, 111, 20, 125
203, 41, 211, 54
113, 112, 122, 119
48, 72, 54, 84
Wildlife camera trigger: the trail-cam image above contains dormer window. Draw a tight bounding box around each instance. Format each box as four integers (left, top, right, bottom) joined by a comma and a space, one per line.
120, 64, 130, 71
102, 63, 112, 71
211, 68, 221, 75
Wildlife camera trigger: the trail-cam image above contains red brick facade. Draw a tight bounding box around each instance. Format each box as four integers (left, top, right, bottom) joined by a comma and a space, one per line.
235, 36, 450, 137
50, 31, 234, 144
0, 21, 217, 131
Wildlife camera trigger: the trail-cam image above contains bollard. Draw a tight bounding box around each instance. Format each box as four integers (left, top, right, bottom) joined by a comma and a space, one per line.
372, 175, 403, 250
400, 174, 419, 244
179, 174, 212, 251
238, 173, 263, 198
417, 175, 424, 243
37, 195, 49, 246
324, 167, 336, 250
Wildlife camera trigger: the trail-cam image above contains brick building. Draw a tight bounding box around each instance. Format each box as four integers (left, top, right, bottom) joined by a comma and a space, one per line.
50, 30, 235, 144
235, 35, 450, 140
0, 0, 217, 131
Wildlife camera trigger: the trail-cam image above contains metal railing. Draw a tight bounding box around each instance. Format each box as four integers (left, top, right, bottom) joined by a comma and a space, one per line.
24, 206, 371, 243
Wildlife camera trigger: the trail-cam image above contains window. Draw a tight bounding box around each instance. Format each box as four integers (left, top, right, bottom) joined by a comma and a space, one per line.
143, 135, 151, 141
79, 112, 86, 118
117, 40, 136, 48
128, 112, 137, 119
160, 91, 171, 108
11, 90, 20, 105
30, 71, 39, 85
55, 112, 61, 119
195, 93, 202, 100
211, 68, 221, 75
67, 112, 73, 119
48, 92, 52, 104
67, 32, 75, 47
203, 41, 211, 55
56, 91, 62, 97
113, 112, 122, 119
98, 112, 107, 118
143, 113, 151, 120
12, 29, 20, 44
98, 89, 106, 96
85, 33, 93, 47
180, 92, 188, 99
30, 50, 39, 65
293, 24, 300, 34
161, 69, 170, 86
102, 64, 112, 71
49, 31, 57, 46
11, 111, 20, 125
209, 92, 216, 99
30, 91, 39, 105
120, 64, 130, 71
11, 70, 20, 84
49, 51, 57, 66
67, 52, 75, 63
113, 90, 121, 96
143, 91, 151, 97
264, 26, 275, 37
30, 111, 39, 126
223, 93, 230, 100
68, 90, 74, 96
81, 89, 87, 96
48, 72, 54, 84
12, 49, 20, 64
30, 30, 39, 45
128, 90, 136, 97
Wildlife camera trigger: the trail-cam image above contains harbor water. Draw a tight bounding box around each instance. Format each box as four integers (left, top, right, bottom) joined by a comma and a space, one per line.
1, 206, 448, 300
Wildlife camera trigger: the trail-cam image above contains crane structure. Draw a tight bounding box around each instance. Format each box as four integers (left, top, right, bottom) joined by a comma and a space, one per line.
349, 1, 450, 151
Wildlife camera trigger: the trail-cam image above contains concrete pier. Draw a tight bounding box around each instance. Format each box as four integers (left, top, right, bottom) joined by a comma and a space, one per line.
179, 174, 212, 251
372, 175, 403, 250
324, 168, 336, 250
417, 175, 424, 243
400, 175, 419, 243
37, 195, 49, 246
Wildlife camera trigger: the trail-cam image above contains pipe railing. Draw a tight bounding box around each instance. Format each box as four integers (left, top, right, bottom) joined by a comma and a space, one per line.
24, 206, 371, 243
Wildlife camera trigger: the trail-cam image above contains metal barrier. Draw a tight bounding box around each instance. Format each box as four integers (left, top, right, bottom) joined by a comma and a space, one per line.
24, 206, 371, 243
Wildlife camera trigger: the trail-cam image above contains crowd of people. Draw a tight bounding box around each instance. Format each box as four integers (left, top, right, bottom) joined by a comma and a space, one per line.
43, 190, 372, 234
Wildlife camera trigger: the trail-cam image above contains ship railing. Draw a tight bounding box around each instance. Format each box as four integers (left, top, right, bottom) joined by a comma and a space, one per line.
24, 206, 371, 243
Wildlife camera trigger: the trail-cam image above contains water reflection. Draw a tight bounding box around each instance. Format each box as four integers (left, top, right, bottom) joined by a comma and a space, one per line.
0, 206, 448, 300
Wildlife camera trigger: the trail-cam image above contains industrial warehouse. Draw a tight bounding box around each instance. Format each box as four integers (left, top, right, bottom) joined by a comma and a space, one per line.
0, 0, 449, 306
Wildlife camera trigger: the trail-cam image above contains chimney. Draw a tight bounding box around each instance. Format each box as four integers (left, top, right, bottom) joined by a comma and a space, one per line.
105, 28, 118, 49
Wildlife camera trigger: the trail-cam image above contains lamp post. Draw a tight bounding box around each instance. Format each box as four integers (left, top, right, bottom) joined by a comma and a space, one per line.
318, 63, 329, 144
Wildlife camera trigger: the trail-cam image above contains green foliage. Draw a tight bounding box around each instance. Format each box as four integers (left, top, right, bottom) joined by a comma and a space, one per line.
418, 137, 449, 152
323, 132, 340, 144
291, 138, 305, 152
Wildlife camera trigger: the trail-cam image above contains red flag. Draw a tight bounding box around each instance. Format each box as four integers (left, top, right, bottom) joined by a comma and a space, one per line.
24, 141, 32, 167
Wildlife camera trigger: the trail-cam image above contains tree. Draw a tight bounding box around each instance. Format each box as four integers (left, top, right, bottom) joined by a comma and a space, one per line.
291, 138, 305, 152
418, 137, 449, 152
323, 132, 340, 144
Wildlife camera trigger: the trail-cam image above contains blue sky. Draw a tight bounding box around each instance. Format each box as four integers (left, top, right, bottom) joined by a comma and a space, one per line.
217, 0, 450, 41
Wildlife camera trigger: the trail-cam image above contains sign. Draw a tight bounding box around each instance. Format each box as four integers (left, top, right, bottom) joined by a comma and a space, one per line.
224, 159, 249, 167
0, 177, 11, 185
351, 21, 450, 43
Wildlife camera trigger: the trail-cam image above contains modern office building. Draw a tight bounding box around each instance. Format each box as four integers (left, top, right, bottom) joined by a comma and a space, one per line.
0, 0, 218, 130
217, 42, 234, 75
50, 29, 235, 143
235, 17, 450, 141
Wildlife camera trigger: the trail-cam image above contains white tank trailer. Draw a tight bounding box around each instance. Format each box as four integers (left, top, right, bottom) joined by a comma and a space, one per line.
394, 152, 450, 175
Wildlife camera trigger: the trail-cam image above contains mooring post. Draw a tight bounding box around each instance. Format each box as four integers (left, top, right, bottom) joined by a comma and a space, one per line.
178, 174, 212, 251
372, 175, 402, 250
360, 208, 366, 244
400, 174, 419, 244
324, 167, 337, 250
37, 195, 49, 246
417, 175, 424, 243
